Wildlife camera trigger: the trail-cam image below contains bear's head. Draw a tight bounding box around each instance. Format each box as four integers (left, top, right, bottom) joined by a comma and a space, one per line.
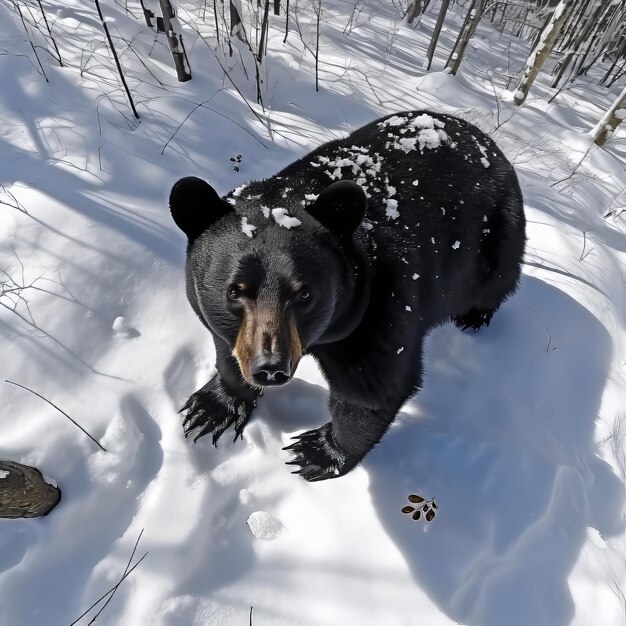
170, 176, 370, 388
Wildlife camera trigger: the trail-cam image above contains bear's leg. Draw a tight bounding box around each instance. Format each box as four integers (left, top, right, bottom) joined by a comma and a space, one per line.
454, 191, 525, 333
181, 339, 259, 445
284, 396, 394, 482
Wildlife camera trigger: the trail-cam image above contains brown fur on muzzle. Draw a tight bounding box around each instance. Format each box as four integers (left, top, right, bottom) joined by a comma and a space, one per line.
232, 306, 302, 383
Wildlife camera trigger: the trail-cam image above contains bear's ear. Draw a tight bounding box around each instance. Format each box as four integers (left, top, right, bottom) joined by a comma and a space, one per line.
169, 176, 233, 240
306, 180, 367, 236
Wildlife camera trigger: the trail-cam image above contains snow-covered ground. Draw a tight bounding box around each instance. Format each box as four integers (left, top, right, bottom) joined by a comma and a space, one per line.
1, 1, 625, 624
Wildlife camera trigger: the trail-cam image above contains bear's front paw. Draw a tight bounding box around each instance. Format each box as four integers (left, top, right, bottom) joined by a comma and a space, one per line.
180, 376, 255, 446
283, 422, 358, 482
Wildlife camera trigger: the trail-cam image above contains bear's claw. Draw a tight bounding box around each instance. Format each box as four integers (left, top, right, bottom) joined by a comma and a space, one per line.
283, 422, 357, 482
180, 376, 255, 445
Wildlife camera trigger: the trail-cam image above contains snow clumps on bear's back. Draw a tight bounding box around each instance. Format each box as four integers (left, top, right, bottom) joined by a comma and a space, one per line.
312, 147, 383, 184
379, 113, 452, 154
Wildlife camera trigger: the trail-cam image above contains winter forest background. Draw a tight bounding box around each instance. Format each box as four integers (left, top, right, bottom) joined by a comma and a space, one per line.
1, 0, 626, 624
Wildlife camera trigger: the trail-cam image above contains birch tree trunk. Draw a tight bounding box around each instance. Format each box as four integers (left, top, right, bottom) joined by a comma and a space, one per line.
445, 0, 485, 75
158, 0, 192, 81
590, 84, 626, 146
513, 0, 572, 105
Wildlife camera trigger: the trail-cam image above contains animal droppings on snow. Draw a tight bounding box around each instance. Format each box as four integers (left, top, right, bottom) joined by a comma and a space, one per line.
246, 511, 283, 540
272, 208, 301, 229
241, 216, 256, 238
0, 470, 9, 479
452, 241, 461, 249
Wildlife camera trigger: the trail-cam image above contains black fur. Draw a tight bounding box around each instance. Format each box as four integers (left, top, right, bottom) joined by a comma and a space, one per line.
170, 110, 526, 481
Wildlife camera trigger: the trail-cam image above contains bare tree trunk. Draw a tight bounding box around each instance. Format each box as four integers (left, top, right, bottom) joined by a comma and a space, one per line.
93, 0, 140, 118
513, 0, 572, 105
212, 0, 221, 45
553, 0, 581, 48
314, 0, 321, 91
0, 460, 61, 518
159, 0, 192, 81
283, 0, 290, 42
230, 0, 245, 40
426, 0, 450, 71
139, 0, 157, 28
551, 1, 605, 88
590, 84, 626, 146
494, 0, 507, 32
601, 35, 626, 85
406, 0, 426, 25
607, 57, 626, 87
576, 1, 623, 76
36, 0, 63, 66
257, 0, 270, 62
445, 0, 485, 75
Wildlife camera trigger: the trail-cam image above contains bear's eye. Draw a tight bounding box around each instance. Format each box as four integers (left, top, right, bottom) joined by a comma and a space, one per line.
227, 285, 243, 301
296, 288, 311, 302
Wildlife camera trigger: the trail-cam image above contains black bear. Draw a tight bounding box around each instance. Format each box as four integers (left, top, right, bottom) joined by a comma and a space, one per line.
170, 110, 526, 481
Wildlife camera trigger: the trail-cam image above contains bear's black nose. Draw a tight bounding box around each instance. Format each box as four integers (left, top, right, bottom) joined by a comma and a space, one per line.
250, 357, 292, 386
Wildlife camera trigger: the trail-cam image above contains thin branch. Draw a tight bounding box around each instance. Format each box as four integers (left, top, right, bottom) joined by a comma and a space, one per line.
160, 95, 269, 154
550, 140, 594, 187
92, 0, 140, 119
5, 380, 107, 452
87, 530, 145, 624
69, 536, 148, 625
36, 0, 63, 66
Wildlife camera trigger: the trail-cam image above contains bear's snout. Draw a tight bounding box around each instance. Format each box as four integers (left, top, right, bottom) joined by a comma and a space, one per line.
232, 304, 302, 387
249, 355, 292, 386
